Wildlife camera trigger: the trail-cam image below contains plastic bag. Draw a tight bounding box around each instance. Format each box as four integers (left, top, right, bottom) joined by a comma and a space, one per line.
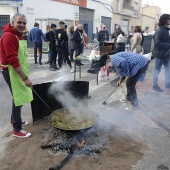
89, 50, 96, 61
98, 66, 109, 82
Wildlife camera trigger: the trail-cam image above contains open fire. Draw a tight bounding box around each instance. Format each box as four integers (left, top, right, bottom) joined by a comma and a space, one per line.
41, 122, 109, 169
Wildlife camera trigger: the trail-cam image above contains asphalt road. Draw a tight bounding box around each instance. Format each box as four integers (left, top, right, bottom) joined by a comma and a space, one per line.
0, 48, 170, 169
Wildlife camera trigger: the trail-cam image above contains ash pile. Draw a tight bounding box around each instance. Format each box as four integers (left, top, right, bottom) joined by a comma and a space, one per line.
41, 122, 109, 157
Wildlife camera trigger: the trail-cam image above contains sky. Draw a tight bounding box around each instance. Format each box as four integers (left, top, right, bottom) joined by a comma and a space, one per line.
142, 0, 170, 13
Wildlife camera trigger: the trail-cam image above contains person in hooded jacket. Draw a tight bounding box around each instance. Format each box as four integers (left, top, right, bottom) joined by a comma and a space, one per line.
0, 13, 32, 138
152, 14, 170, 92
47, 24, 60, 71
56, 21, 74, 72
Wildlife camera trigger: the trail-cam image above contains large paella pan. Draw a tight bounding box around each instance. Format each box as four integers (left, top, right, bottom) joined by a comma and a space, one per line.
49, 108, 99, 131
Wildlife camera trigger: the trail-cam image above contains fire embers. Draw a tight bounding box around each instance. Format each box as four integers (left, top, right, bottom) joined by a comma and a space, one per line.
41, 124, 108, 157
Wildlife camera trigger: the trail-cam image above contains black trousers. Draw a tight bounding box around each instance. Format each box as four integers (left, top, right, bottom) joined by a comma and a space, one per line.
57, 47, 72, 68
50, 48, 57, 65
126, 64, 148, 105
2, 70, 22, 131
69, 49, 74, 61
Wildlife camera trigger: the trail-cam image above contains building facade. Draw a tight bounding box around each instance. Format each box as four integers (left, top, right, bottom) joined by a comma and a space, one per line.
0, 0, 114, 42
110, 0, 156, 34
142, 5, 161, 31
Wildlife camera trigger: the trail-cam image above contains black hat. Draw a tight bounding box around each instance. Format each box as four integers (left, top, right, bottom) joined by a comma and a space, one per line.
59, 21, 65, 25
51, 24, 57, 29
160, 14, 170, 21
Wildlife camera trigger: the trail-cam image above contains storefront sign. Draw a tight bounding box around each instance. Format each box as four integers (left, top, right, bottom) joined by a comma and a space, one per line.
52, 0, 87, 7
0, 0, 23, 7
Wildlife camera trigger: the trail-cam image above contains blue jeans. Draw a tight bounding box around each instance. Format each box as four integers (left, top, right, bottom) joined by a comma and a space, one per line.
2, 70, 22, 132
33, 41, 42, 63
153, 58, 170, 86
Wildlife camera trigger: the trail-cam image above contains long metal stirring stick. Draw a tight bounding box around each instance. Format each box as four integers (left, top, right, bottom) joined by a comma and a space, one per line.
32, 89, 53, 113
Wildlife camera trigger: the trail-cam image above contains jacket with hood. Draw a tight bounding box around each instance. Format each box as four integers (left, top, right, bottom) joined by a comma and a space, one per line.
0, 24, 23, 70
152, 26, 170, 59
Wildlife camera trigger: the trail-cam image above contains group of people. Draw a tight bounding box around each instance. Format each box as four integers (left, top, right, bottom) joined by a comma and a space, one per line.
108, 14, 170, 108
0, 12, 170, 139
97, 23, 144, 55
29, 22, 87, 72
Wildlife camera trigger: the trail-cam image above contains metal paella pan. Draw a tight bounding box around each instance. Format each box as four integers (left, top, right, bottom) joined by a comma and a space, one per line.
49, 108, 99, 131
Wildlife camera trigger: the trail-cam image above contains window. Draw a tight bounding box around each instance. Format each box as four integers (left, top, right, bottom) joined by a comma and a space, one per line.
134, 2, 138, 16
116, 0, 120, 12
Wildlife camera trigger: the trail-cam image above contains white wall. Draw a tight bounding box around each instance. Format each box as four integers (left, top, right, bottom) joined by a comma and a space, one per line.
18, 0, 76, 32
87, 0, 113, 33
0, 0, 113, 34
0, 7, 16, 18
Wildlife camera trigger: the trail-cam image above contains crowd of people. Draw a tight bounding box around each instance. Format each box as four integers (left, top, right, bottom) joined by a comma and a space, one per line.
29, 22, 88, 72
0, 12, 170, 138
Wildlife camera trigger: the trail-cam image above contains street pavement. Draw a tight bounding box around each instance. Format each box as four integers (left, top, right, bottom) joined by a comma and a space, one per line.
0, 46, 170, 169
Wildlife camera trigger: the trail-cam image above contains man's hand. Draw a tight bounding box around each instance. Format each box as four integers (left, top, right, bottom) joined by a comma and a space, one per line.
117, 75, 129, 86
47, 41, 50, 44
24, 78, 32, 88
117, 79, 122, 86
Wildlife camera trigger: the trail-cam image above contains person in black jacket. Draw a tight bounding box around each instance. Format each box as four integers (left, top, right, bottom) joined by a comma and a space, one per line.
73, 24, 85, 65
97, 25, 109, 46
56, 21, 73, 72
152, 14, 170, 92
48, 24, 59, 71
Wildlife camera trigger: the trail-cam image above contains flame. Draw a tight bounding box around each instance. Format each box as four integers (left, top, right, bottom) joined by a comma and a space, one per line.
78, 140, 85, 148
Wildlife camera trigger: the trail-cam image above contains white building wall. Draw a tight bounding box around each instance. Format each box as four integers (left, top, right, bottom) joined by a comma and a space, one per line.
0, 0, 113, 34
0, 6, 16, 17
87, 0, 113, 33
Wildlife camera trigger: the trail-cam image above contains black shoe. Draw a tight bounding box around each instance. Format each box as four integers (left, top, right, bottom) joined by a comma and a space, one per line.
80, 62, 84, 65
165, 84, 170, 88
39, 62, 43, 65
35, 62, 37, 64
153, 85, 164, 92
45, 61, 50, 64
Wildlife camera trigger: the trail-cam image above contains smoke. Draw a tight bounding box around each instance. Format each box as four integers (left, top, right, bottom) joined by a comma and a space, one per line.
48, 77, 90, 120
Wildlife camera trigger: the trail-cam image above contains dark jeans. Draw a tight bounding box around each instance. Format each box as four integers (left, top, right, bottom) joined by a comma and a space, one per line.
50, 48, 57, 65
153, 58, 170, 86
126, 64, 148, 105
33, 41, 42, 63
57, 47, 72, 68
69, 49, 74, 61
48, 50, 52, 62
2, 70, 22, 132
75, 44, 84, 57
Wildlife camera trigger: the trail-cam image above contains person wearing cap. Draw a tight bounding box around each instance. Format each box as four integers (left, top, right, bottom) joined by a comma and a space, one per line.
47, 24, 60, 71
152, 14, 170, 92
97, 25, 109, 46
56, 21, 74, 72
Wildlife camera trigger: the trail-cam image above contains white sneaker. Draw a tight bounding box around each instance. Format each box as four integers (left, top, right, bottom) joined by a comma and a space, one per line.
70, 68, 74, 73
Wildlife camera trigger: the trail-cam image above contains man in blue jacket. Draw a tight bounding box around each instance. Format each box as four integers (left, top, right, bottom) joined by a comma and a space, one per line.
108, 52, 149, 108
152, 14, 170, 92
29, 23, 49, 65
